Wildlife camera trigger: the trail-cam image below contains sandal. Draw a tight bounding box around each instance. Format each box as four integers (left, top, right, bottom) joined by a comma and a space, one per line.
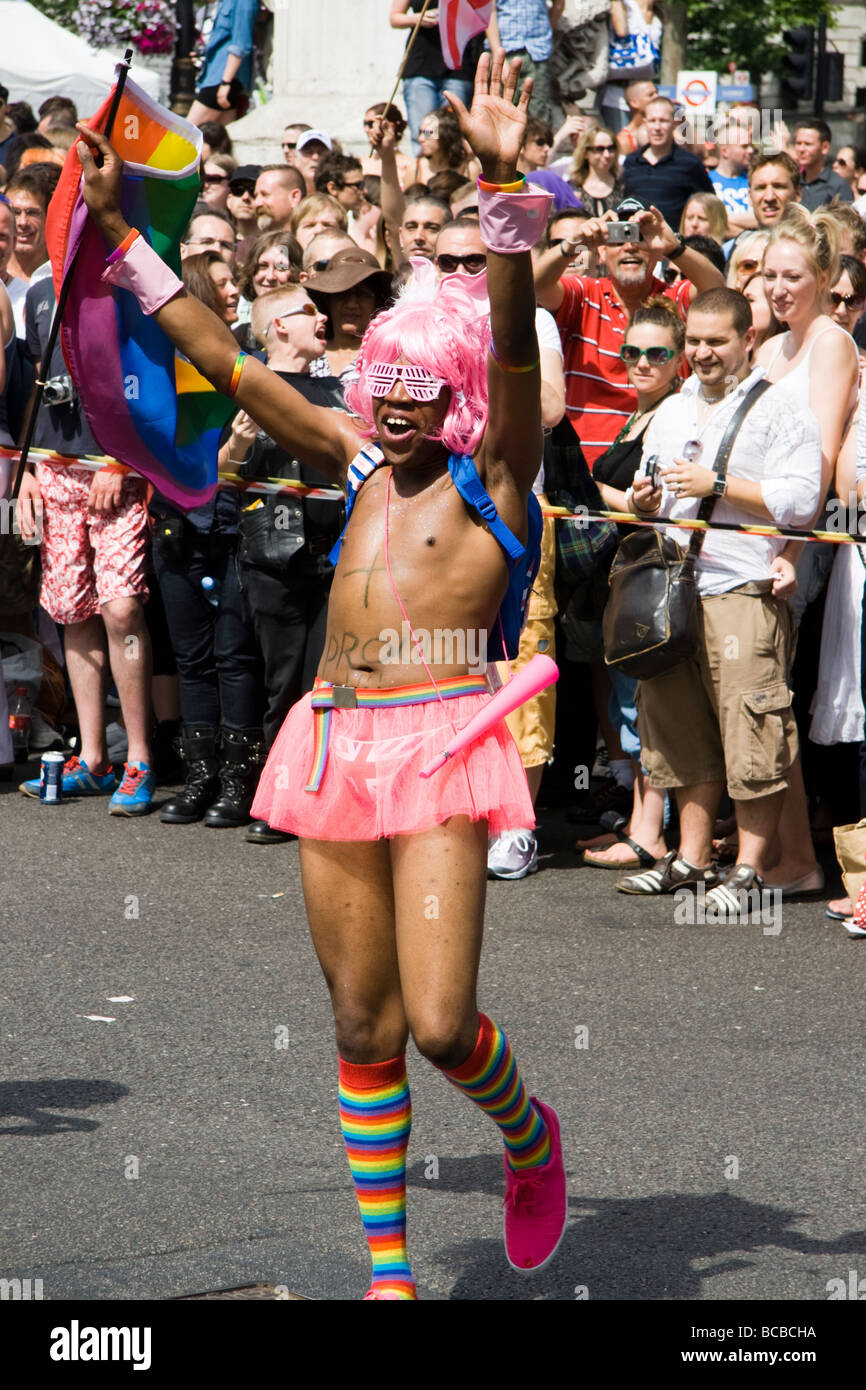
616, 849, 720, 896
703, 863, 766, 922
581, 813, 655, 871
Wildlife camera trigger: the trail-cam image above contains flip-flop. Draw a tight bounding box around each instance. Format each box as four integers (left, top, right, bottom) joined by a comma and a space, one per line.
825, 898, 852, 921
581, 813, 656, 871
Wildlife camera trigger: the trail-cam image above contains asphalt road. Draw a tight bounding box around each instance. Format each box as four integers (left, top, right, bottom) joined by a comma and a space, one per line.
2, 768, 865, 1305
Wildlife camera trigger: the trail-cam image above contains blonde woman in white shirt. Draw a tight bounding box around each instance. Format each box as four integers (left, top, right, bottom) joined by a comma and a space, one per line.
752, 205, 860, 896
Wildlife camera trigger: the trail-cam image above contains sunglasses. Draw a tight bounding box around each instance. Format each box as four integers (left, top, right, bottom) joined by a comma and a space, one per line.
366, 362, 447, 401
829, 290, 865, 310
619, 344, 676, 365
203, 173, 228, 185
343, 179, 365, 190
229, 183, 256, 196
282, 141, 297, 150
591, 144, 616, 153
435, 252, 487, 274
278, 302, 318, 319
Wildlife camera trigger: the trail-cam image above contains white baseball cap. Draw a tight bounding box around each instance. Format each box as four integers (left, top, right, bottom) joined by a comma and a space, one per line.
296, 130, 333, 153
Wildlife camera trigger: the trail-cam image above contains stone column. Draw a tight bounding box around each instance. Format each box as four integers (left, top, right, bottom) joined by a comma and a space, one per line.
228, 0, 408, 164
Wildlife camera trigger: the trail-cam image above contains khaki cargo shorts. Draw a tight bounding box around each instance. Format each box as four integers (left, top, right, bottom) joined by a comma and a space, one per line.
636, 588, 798, 802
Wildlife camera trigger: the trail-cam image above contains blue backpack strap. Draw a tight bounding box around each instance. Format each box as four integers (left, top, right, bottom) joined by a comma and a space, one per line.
448, 453, 525, 560
448, 453, 543, 662
328, 442, 384, 566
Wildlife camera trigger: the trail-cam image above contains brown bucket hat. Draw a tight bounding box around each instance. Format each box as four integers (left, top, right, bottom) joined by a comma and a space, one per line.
305, 248, 394, 305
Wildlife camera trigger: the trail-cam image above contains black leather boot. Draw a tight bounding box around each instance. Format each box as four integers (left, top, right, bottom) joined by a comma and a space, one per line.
160, 724, 220, 823
204, 727, 265, 828
245, 819, 296, 844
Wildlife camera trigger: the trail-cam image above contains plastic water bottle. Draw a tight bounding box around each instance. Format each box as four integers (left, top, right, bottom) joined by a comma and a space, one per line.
201, 575, 220, 608
9, 685, 32, 761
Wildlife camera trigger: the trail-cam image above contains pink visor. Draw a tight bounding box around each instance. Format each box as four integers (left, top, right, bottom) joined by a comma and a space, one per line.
365, 362, 447, 401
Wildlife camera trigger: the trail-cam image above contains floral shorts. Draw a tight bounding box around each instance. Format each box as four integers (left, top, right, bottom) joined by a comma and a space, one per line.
35, 460, 149, 626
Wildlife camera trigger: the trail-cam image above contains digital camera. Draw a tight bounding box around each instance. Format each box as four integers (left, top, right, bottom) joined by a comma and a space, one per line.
42, 375, 76, 407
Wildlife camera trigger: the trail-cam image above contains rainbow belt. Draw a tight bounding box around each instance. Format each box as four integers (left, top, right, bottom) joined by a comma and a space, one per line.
305, 675, 489, 793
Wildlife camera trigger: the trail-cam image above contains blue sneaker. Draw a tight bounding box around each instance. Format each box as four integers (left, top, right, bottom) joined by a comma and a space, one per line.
19, 754, 116, 799
109, 761, 155, 816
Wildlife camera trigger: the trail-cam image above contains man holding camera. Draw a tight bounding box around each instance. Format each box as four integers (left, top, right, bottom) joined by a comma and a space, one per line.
534, 199, 724, 465
16, 276, 154, 813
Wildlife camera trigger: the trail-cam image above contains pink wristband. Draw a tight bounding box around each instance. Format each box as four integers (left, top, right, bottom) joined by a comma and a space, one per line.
101, 232, 184, 315
477, 185, 554, 254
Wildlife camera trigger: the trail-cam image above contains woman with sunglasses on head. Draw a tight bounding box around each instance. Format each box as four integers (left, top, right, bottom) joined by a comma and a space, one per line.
567, 126, 623, 216
578, 298, 683, 871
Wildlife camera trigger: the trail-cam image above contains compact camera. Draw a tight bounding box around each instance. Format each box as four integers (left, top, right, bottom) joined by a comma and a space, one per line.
643, 454, 662, 490
606, 222, 641, 244
42, 374, 76, 407
607, 196, 647, 245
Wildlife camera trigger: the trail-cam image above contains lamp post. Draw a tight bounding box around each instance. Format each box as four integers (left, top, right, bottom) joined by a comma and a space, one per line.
170, 0, 197, 115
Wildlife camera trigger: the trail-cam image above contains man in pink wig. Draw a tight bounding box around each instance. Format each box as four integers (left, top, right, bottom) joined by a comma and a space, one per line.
73, 52, 567, 1299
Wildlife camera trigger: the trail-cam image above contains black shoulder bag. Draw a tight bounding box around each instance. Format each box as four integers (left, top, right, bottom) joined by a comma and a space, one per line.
602, 380, 771, 680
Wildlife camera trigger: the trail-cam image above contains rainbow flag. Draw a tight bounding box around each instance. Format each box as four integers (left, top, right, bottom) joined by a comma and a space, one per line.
45, 74, 233, 508
439, 0, 493, 70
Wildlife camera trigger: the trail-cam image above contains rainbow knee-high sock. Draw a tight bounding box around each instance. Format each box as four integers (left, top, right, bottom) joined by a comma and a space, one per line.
439, 1013, 551, 1171
338, 1054, 416, 1300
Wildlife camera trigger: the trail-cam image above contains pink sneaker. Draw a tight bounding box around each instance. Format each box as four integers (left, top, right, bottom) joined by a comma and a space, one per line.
503, 1098, 567, 1273
363, 1287, 417, 1300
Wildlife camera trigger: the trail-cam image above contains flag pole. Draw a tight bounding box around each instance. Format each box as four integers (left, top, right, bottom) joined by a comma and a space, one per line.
383, 0, 434, 120
10, 48, 134, 507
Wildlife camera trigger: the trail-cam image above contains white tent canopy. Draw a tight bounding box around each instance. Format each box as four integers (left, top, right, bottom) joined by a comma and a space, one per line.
0, 1, 160, 118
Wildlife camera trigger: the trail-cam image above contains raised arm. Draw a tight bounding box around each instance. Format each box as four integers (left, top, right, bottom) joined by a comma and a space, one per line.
445, 53, 542, 496
75, 126, 358, 482
368, 116, 406, 256
631, 205, 726, 295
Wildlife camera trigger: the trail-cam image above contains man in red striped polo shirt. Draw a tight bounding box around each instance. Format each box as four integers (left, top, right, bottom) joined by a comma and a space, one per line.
534, 204, 725, 467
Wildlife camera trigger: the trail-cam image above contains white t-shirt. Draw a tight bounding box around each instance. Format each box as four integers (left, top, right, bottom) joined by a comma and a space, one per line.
642, 369, 822, 595
533, 306, 563, 496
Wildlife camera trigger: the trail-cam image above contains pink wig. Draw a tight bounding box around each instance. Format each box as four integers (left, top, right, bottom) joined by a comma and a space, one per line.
345, 258, 490, 456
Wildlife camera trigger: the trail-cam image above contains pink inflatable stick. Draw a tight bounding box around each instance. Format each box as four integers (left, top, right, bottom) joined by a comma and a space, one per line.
419, 654, 559, 778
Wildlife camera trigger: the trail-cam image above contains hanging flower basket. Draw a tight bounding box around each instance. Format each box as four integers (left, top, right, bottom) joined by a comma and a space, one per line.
74, 1, 178, 58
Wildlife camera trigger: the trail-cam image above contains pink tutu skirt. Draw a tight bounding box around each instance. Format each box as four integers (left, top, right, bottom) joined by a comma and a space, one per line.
252, 683, 535, 841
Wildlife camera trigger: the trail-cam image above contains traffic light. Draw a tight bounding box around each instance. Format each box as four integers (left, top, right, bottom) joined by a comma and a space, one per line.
780, 26, 815, 107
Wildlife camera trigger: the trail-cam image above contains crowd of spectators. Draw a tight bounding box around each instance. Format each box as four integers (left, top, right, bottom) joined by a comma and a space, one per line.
3, 0, 866, 931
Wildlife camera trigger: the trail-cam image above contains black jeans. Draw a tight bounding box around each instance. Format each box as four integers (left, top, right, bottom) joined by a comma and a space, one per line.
152, 525, 263, 730
238, 558, 332, 749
